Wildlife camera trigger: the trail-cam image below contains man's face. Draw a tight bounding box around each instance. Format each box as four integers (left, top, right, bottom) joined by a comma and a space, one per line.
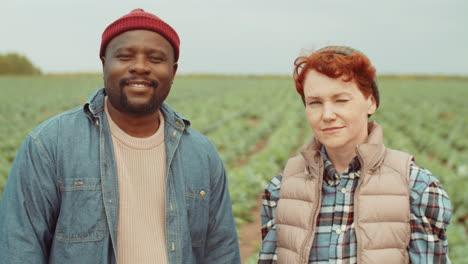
102, 30, 178, 116
303, 70, 376, 152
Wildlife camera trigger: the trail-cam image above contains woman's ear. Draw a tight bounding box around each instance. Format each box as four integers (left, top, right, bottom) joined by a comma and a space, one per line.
367, 95, 377, 116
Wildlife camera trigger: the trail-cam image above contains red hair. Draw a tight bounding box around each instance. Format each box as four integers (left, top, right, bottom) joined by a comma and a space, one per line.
293, 50, 376, 100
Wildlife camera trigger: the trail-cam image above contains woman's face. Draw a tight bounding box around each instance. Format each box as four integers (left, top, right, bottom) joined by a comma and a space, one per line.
303, 70, 377, 152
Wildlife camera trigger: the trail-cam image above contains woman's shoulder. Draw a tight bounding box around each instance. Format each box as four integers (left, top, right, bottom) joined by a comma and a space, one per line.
408, 161, 448, 201
264, 172, 283, 201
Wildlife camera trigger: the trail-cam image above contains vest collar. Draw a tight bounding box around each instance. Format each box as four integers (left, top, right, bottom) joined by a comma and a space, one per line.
299, 137, 322, 178
356, 121, 386, 172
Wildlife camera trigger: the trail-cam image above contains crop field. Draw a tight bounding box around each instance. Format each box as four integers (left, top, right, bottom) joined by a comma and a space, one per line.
0, 75, 467, 262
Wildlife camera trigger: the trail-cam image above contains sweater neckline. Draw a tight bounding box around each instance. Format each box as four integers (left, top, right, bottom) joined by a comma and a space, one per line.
105, 97, 165, 150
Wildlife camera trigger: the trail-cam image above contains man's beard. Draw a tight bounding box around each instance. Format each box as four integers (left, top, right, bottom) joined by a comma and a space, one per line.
120, 91, 159, 114
118, 77, 161, 115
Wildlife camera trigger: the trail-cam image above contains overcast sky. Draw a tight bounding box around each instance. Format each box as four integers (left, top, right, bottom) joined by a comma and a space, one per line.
1, 0, 467, 75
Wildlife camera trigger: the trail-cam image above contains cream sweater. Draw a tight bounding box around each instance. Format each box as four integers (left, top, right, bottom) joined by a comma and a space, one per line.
105, 99, 168, 264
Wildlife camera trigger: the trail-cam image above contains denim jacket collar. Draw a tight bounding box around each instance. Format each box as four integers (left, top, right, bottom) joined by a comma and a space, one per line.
83, 88, 191, 131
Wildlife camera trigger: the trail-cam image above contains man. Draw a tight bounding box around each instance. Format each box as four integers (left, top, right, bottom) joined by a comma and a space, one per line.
0, 9, 240, 264
258, 46, 451, 263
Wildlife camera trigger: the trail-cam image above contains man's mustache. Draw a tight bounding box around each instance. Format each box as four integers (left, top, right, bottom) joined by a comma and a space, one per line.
119, 77, 158, 89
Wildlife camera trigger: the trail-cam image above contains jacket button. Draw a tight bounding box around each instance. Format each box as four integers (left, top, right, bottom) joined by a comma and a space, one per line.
336, 228, 342, 234
172, 131, 177, 136
200, 190, 206, 197
341, 188, 346, 193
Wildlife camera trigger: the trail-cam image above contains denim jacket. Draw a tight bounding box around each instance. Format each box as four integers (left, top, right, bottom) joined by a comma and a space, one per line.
0, 88, 240, 264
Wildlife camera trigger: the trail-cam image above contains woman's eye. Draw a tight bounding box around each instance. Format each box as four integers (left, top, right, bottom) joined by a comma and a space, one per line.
308, 101, 321, 105
336, 99, 349, 103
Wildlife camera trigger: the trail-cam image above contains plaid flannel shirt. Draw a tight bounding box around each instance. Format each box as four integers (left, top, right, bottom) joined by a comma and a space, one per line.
259, 149, 452, 263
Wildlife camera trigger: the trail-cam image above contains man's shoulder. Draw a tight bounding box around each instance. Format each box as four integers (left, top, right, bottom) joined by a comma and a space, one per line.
161, 103, 220, 157
180, 126, 222, 162
29, 88, 104, 140
183, 126, 213, 145
29, 105, 87, 140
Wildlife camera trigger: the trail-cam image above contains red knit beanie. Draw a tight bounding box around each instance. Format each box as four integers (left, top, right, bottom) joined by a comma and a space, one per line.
100, 9, 180, 61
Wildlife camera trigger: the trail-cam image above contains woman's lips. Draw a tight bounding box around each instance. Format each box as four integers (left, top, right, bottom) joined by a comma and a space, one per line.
322, 126, 345, 133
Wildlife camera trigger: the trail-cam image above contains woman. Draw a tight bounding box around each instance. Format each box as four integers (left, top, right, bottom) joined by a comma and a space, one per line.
258, 46, 452, 264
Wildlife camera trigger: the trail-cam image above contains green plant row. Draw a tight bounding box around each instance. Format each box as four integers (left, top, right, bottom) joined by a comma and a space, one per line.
0, 75, 467, 262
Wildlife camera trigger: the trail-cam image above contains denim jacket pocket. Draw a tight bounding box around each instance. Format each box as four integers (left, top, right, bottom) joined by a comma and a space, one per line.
56, 178, 107, 243
185, 186, 210, 247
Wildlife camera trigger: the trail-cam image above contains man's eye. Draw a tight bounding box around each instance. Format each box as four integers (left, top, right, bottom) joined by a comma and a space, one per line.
308, 101, 321, 105
149, 56, 164, 63
336, 99, 349, 103
116, 54, 131, 60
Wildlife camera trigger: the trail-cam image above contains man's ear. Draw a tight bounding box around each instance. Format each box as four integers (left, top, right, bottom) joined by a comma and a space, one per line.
173, 62, 178, 76
101, 56, 106, 68
171, 63, 178, 83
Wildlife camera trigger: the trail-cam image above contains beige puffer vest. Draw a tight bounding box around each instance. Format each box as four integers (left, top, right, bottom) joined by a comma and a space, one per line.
276, 122, 412, 264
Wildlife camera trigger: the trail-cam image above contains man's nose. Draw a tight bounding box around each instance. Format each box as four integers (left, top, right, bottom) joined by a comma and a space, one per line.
129, 56, 150, 75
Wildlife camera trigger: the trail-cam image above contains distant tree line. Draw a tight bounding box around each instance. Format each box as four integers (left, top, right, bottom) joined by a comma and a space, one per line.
0, 52, 41, 75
